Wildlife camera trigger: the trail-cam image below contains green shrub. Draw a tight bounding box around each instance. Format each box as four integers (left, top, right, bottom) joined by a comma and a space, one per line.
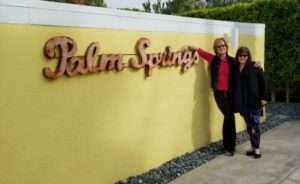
182, 0, 300, 102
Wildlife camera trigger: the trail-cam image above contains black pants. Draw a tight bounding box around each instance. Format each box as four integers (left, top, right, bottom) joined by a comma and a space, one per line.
241, 108, 262, 149
214, 90, 236, 151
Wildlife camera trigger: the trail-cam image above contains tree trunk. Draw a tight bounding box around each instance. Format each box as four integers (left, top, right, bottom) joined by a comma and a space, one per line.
271, 91, 276, 102
286, 82, 290, 103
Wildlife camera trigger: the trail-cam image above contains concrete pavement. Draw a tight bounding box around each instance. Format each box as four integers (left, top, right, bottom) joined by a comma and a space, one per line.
169, 120, 300, 184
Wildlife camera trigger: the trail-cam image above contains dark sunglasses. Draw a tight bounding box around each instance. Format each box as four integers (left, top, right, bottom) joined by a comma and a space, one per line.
217, 44, 226, 49
238, 54, 248, 57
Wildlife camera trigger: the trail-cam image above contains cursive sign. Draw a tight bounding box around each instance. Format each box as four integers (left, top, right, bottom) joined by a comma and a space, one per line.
43, 36, 199, 80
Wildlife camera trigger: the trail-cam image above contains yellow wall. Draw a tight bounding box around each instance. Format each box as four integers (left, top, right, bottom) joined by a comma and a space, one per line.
0, 24, 264, 184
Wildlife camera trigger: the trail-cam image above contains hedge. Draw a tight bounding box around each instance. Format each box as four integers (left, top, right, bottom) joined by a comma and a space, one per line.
181, 0, 300, 102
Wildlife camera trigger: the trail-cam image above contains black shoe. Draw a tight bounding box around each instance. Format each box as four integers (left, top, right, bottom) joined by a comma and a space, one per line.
253, 152, 261, 159
246, 150, 255, 156
224, 150, 234, 156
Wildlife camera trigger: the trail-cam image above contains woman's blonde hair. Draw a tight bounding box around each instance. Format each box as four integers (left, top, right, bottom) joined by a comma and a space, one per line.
213, 37, 229, 55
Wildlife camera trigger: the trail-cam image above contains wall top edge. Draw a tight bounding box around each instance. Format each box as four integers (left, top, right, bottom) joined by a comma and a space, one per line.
0, 0, 265, 35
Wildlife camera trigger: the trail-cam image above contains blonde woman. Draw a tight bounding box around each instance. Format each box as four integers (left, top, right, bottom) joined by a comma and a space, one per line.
187, 38, 237, 156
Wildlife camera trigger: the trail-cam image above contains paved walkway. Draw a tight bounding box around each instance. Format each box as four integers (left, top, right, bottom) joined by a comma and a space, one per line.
169, 120, 300, 184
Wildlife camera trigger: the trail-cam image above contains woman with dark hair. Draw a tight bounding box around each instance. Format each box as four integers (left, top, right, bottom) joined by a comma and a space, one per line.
234, 46, 267, 158
186, 38, 237, 156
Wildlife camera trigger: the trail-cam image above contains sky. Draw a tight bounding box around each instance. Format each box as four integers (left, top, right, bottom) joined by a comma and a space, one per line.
105, 0, 167, 10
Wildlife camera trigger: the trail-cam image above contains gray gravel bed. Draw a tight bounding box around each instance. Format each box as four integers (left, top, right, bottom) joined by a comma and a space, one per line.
115, 102, 300, 184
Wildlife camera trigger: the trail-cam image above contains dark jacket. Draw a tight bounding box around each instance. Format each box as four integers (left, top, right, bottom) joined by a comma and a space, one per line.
234, 61, 267, 111
210, 55, 236, 91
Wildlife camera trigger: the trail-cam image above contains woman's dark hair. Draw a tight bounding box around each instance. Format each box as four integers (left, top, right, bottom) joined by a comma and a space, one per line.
235, 46, 252, 64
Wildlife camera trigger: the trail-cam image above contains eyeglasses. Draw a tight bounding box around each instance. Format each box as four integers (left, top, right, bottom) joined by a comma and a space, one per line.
238, 54, 248, 58
217, 44, 226, 49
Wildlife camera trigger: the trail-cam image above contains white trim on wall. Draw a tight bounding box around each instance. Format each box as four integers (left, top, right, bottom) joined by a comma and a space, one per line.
0, 0, 265, 35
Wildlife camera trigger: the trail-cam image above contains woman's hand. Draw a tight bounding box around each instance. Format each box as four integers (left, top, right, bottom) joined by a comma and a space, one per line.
179, 45, 198, 52
254, 61, 262, 69
187, 45, 198, 51
179, 45, 189, 52
261, 100, 267, 106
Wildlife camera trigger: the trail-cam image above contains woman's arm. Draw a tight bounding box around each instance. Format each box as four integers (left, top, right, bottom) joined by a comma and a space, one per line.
254, 61, 262, 68
257, 68, 267, 106
184, 46, 214, 65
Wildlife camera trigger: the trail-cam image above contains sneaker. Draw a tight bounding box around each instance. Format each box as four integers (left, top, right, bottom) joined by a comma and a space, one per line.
253, 152, 261, 159
246, 150, 255, 156
224, 150, 234, 156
